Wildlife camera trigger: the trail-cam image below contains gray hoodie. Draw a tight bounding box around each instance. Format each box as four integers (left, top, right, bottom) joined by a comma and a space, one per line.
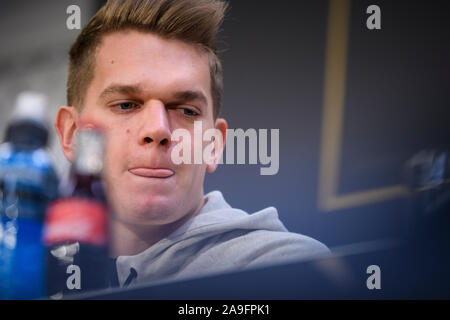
115, 190, 330, 287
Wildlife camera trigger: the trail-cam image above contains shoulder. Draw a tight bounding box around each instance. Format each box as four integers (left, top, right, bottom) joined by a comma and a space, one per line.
235, 229, 330, 266
170, 229, 330, 281
198, 229, 330, 270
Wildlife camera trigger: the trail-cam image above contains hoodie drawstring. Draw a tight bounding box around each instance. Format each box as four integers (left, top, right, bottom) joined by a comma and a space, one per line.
123, 267, 138, 287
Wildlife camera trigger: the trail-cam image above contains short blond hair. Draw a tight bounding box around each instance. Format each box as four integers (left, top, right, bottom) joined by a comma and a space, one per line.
67, 0, 227, 119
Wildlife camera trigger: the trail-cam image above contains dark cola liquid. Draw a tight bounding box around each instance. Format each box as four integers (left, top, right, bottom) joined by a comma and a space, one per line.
44, 173, 111, 299
69, 173, 107, 203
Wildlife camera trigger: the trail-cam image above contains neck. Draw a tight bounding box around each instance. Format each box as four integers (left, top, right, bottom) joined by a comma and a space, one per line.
109, 197, 206, 258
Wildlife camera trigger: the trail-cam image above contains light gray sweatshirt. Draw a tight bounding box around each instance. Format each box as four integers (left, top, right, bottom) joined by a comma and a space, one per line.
115, 190, 330, 287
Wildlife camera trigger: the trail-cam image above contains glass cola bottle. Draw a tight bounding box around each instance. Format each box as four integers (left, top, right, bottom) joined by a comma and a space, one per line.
43, 127, 109, 299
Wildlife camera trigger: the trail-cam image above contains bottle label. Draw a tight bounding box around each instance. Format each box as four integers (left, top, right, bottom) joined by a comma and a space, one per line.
44, 198, 108, 246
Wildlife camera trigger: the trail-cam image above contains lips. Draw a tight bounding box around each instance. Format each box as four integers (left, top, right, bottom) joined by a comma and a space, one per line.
129, 168, 174, 178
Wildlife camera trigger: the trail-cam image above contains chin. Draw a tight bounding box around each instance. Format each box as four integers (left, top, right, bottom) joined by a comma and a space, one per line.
124, 194, 183, 226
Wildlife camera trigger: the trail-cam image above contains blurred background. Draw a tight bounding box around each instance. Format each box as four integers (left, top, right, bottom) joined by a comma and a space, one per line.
0, 0, 448, 250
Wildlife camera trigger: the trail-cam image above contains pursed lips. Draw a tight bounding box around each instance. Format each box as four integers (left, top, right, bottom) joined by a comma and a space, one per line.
128, 168, 175, 178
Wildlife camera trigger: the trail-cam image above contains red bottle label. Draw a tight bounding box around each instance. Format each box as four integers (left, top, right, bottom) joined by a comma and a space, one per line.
44, 198, 108, 246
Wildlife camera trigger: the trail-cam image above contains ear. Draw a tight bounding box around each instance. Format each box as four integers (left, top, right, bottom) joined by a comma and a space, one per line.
206, 118, 227, 173
55, 106, 79, 163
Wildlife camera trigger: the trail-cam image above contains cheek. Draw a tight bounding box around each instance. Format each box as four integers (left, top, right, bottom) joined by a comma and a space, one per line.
104, 126, 131, 145
172, 125, 215, 166
103, 127, 132, 172
183, 164, 207, 188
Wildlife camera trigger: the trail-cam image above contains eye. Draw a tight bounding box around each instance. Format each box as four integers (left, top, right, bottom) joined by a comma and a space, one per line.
110, 102, 140, 113
182, 108, 199, 117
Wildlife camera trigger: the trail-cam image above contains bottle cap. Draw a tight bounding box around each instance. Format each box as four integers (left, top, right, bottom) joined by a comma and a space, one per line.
12, 91, 49, 125
5, 91, 50, 148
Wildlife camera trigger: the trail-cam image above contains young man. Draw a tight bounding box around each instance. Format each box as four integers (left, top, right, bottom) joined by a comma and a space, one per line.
55, 0, 329, 287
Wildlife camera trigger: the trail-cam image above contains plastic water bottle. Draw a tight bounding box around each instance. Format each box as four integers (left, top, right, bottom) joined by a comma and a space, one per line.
0, 92, 59, 299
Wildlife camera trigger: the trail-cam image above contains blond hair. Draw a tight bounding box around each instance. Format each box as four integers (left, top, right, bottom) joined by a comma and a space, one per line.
67, 0, 227, 119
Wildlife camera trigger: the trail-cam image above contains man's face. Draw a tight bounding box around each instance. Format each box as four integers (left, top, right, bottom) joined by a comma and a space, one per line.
76, 30, 219, 227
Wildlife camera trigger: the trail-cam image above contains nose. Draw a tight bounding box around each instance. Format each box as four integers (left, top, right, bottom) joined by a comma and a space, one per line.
137, 100, 171, 147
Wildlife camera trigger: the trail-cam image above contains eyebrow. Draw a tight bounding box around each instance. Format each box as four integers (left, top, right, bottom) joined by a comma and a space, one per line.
171, 90, 208, 106
98, 84, 208, 107
98, 84, 144, 103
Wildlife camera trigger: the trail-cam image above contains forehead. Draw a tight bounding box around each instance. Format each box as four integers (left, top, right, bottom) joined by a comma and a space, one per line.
90, 30, 212, 105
